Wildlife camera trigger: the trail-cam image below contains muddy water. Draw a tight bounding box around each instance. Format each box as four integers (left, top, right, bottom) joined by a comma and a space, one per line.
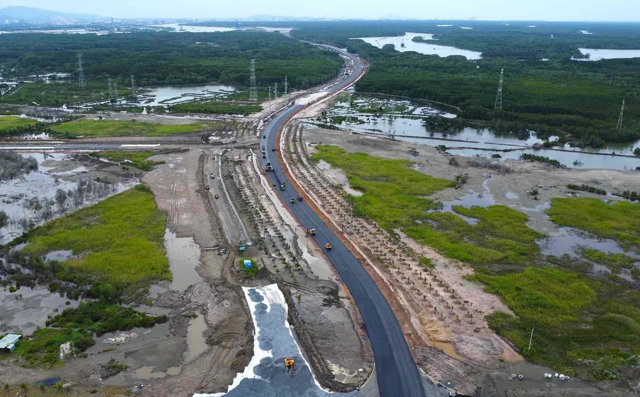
183, 313, 209, 363
0, 286, 79, 334
164, 229, 202, 291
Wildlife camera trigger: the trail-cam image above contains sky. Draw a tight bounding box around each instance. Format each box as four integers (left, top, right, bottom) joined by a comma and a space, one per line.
1, 0, 639, 22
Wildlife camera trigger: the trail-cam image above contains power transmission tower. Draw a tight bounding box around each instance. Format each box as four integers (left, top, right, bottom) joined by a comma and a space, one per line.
494, 68, 504, 111
617, 99, 625, 131
268, 87, 272, 102
284, 76, 289, 98
130, 75, 136, 98
274, 82, 278, 99
249, 59, 258, 102
77, 54, 87, 89
107, 78, 116, 104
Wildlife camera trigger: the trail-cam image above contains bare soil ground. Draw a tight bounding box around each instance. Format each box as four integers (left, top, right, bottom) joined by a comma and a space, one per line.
218, 146, 374, 389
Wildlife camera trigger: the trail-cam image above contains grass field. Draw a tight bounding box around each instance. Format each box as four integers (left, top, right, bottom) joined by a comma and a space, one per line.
20, 185, 170, 289
169, 101, 262, 115
7, 185, 169, 367
547, 198, 640, 251
0, 115, 37, 131
313, 145, 541, 268
581, 249, 637, 275
89, 151, 164, 171
312, 145, 453, 227
313, 145, 640, 382
412, 205, 543, 266
49, 119, 213, 138
477, 267, 640, 381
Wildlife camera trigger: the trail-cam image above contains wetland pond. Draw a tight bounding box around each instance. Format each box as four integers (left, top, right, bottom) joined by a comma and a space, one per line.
353, 32, 482, 60
316, 96, 640, 171
132, 84, 236, 107
0, 152, 138, 245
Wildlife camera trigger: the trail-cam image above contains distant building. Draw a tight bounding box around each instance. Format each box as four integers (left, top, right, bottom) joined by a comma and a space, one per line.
0, 334, 21, 352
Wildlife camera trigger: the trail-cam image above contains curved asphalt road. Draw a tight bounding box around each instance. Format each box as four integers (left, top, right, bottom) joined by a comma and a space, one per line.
260, 47, 428, 397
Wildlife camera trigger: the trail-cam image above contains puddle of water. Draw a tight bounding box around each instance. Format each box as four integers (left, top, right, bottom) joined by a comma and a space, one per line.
353, 32, 482, 60
537, 227, 639, 259
196, 284, 354, 397
43, 250, 74, 262
343, 186, 363, 197
0, 286, 79, 335
427, 179, 496, 225
164, 229, 202, 291
575, 48, 640, 61
183, 314, 208, 363
135, 366, 167, 380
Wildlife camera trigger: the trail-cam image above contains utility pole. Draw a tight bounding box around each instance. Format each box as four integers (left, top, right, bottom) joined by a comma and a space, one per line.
77, 54, 87, 89
249, 59, 258, 102
527, 326, 534, 352
268, 86, 272, 102
274, 82, 278, 99
617, 99, 625, 131
494, 68, 504, 111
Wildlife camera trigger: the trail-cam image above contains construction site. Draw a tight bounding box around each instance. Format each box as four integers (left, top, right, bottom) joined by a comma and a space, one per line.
1, 22, 640, 397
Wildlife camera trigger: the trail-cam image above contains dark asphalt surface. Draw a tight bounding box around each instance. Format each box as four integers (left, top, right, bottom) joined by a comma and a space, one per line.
260, 48, 430, 397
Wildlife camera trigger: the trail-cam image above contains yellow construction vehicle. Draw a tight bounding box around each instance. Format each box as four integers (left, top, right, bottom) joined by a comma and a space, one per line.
284, 357, 295, 371
325, 243, 332, 250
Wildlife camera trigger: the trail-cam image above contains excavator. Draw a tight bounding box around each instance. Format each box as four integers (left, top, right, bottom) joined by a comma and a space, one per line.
284, 357, 295, 372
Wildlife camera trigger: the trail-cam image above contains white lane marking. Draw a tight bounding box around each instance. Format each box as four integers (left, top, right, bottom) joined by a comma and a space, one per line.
120, 144, 161, 147
0, 146, 56, 150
